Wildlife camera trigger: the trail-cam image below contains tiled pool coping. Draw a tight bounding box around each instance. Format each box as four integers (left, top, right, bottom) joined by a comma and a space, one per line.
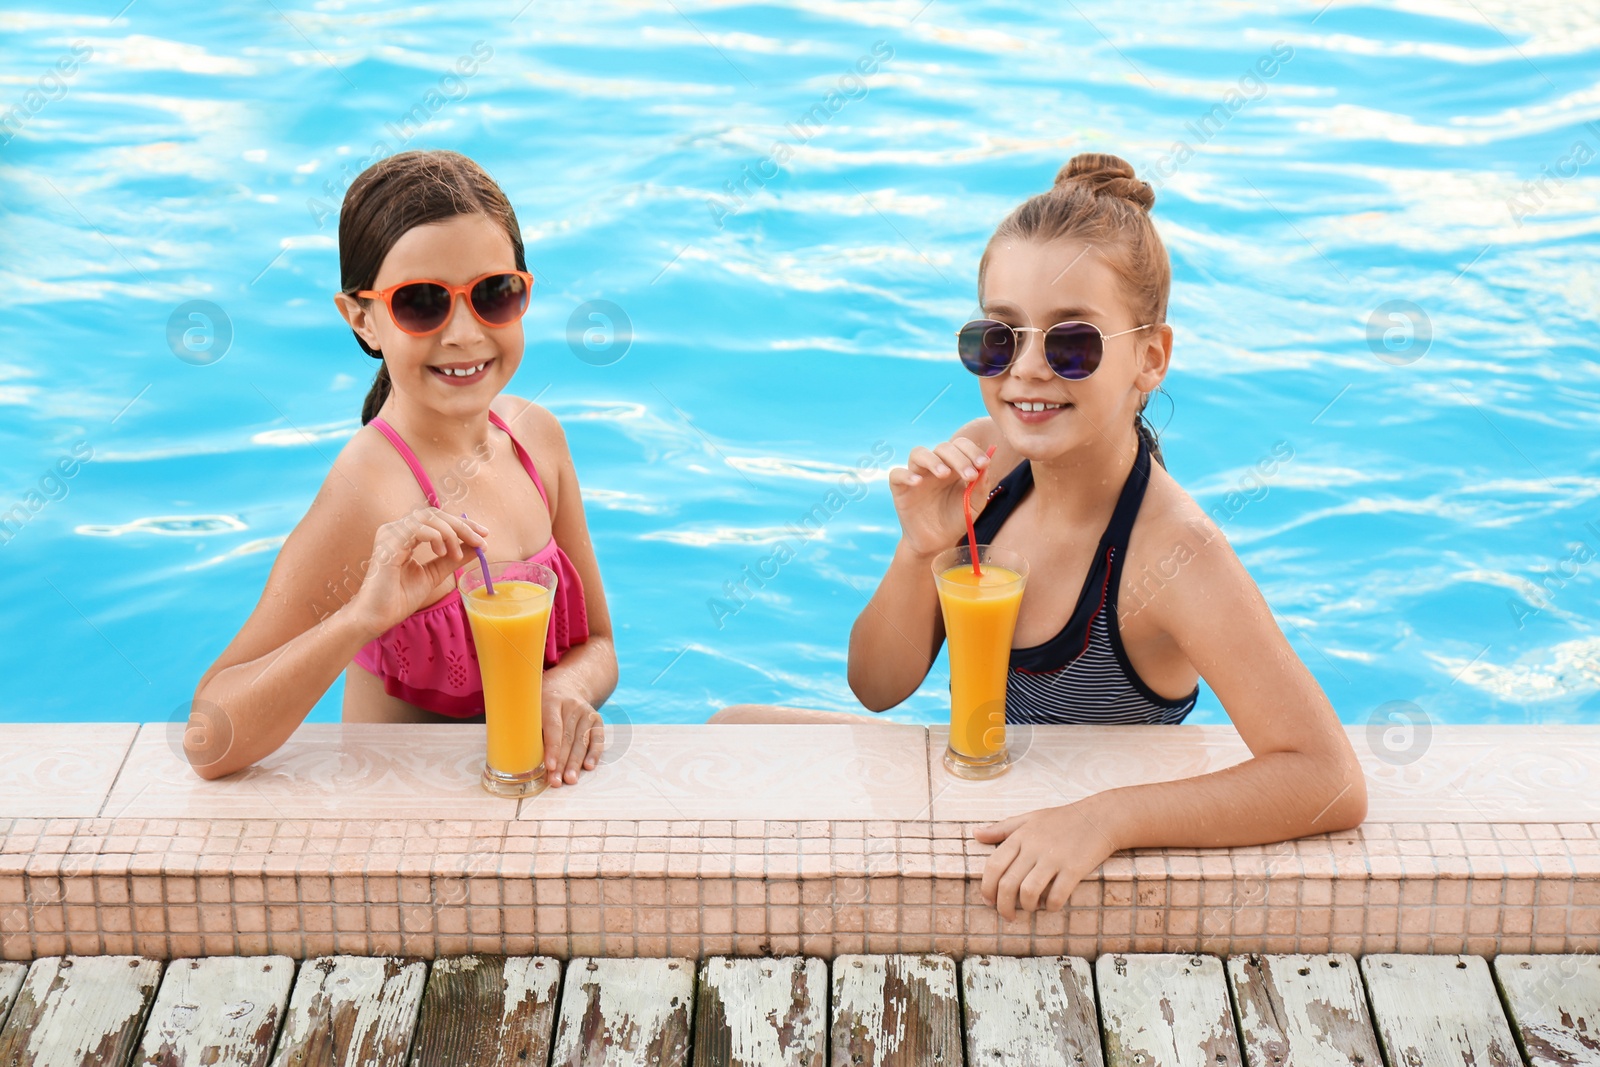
1, 722, 1596, 961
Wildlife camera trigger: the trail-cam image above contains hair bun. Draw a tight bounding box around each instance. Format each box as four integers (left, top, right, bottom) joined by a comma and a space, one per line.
1054, 152, 1155, 212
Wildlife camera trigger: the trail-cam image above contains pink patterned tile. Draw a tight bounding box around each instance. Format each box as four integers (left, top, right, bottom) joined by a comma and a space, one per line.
102, 723, 519, 819
0, 724, 139, 817
929, 723, 1600, 823
518, 725, 930, 820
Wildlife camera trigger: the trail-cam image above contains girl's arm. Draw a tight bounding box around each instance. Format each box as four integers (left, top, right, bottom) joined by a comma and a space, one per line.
976, 505, 1368, 919
848, 416, 1006, 710
502, 397, 618, 789
190, 449, 487, 780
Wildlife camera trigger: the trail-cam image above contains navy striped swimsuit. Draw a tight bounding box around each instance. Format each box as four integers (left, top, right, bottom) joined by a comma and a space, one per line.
966, 432, 1199, 724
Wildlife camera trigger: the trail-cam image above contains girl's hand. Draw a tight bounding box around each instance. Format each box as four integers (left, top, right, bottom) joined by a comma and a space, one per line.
974, 802, 1122, 921
349, 507, 489, 636
542, 690, 604, 788
887, 435, 995, 557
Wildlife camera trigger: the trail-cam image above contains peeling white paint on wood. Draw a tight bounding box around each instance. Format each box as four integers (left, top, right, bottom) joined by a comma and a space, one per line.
1227, 954, 1382, 1067
0, 962, 26, 1029
1096, 953, 1243, 1067
696, 956, 825, 1067
136, 955, 294, 1067
962, 955, 1103, 1067
831, 954, 960, 1067
267, 955, 426, 1067
549, 957, 694, 1067
1360, 955, 1521, 1067
409, 955, 562, 1067
0, 955, 163, 1067
1492, 955, 1600, 1067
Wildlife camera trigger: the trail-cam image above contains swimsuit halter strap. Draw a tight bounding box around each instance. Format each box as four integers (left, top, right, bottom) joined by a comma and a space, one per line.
1100, 430, 1151, 550
370, 409, 552, 514
368, 416, 440, 507
486, 409, 550, 510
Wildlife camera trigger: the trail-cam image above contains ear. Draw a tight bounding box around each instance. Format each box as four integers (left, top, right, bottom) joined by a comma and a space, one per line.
333, 292, 383, 353
1133, 322, 1173, 394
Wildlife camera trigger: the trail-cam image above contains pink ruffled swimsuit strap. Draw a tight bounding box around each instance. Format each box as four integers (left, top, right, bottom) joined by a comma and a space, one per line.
351, 410, 591, 719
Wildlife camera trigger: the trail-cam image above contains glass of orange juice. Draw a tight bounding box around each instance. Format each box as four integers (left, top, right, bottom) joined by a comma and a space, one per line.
457, 559, 558, 798
932, 544, 1028, 780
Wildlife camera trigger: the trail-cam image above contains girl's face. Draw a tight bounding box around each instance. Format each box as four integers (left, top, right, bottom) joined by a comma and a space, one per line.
976, 237, 1171, 462
337, 212, 524, 417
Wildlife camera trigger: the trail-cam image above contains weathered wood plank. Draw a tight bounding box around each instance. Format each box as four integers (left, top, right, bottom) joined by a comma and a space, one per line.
1226, 954, 1382, 1067
1492, 954, 1600, 1067
831, 954, 961, 1067
136, 955, 295, 1067
0, 955, 164, 1067
693, 956, 826, 1067
548, 957, 694, 1067
1359, 954, 1521, 1067
267, 955, 427, 1067
961, 954, 1103, 1067
0, 963, 26, 1032
408, 955, 562, 1067
1095, 953, 1243, 1067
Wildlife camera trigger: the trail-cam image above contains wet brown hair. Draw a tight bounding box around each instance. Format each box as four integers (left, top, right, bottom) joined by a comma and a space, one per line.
978, 151, 1172, 466
338, 150, 528, 424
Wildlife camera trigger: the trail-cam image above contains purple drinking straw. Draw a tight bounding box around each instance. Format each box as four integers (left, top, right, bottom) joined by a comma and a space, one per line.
461, 512, 494, 595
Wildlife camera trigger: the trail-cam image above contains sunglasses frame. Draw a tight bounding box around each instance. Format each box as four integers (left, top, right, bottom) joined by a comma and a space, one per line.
956, 318, 1157, 380
354, 270, 535, 337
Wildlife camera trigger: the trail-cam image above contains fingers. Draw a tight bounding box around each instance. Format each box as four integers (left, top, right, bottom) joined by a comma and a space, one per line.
902, 437, 993, 486
375, 507, 487, 569
543, 713, 566, 788
904, 445, 947, 483
993, 854, 1033, 922
1044, 871, 1078, 912
1018, 865, 1057, 913
585, 714, 605, 770
979, 835, 1020, 907
972, 814, 1023, 843
561, 706, 597, 784
418, 509, 484, 560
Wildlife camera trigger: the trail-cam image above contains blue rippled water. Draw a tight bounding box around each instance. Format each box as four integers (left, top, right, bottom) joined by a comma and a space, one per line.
1, 1, 1597, 728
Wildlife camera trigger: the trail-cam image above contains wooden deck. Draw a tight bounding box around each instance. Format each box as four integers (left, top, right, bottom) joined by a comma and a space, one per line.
0, 951, 1594, 1066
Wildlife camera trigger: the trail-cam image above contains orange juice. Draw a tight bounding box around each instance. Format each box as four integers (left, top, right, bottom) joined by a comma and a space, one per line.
937, 564, 1024, 760
462, 580, 552, 776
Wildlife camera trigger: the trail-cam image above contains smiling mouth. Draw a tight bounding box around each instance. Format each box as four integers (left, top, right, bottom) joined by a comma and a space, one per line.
429, 359, 493, 382
1007, 400, 1071, 412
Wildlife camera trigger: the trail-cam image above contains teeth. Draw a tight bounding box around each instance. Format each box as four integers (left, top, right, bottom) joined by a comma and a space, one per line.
437, 362, 487, 378
1013, 401, 1065, 412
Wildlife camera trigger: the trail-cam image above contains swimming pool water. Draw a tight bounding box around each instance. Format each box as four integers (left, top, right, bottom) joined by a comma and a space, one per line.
2, 1, 1597, 729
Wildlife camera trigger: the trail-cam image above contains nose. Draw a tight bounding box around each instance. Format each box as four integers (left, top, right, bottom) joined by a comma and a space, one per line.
437, 287, 486, 345
1009, 327, 1054, 379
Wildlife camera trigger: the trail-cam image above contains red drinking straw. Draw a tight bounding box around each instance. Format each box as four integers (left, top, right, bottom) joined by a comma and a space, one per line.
962, 445, 998, 577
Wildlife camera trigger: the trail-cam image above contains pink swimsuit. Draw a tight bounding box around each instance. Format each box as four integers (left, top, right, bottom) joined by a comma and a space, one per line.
352, 410, 590, 718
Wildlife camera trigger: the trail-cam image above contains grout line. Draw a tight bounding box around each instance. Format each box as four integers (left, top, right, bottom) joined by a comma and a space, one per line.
94, 723, 144, 820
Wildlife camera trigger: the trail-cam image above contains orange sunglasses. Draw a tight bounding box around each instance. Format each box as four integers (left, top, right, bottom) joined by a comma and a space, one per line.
354, 270, 534, 337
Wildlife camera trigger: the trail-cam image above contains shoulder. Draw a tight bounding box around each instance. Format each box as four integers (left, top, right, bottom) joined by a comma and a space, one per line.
492, 393, 568, 453
1127, 461, 1249, 622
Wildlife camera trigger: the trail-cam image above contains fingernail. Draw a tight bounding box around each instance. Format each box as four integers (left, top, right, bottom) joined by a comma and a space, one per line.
963, 467, 976, 478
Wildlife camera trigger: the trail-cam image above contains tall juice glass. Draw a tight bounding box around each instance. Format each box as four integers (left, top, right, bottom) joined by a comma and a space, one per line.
457, 559, 558, 798
932, 544, 1028, 779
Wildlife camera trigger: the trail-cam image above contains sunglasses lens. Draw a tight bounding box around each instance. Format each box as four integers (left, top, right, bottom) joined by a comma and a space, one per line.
389, 282, 453, 334
1044, 322, 1103, 379
471, 273, 530, 325
958, 319, 1015, 377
